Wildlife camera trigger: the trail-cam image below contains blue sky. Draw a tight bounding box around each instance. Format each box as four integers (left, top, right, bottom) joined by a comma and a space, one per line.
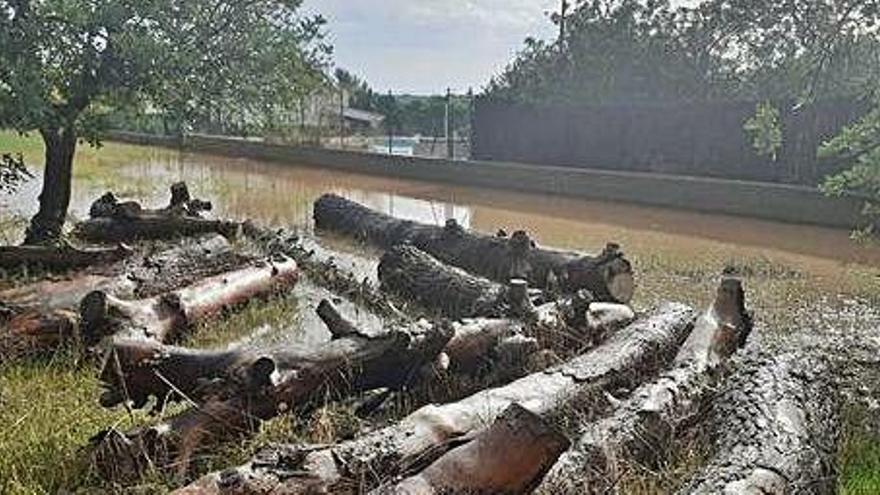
303, 1, 700, 95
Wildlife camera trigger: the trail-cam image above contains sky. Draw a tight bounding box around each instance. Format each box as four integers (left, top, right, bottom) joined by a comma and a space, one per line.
302, 1, 701, 95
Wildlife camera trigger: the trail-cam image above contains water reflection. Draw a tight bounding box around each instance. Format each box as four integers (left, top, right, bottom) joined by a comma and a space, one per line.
6, 143, 880, 279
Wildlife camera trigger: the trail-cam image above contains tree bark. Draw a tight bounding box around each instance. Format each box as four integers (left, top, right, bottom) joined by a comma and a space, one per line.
74, 215, 240, 243
378, 244, 510, 318
74, 182, 236, 242
178, 302, 695, 494
0, 235, 249, 360
373, 404, 569, 495
314, 194, 634, 303
0, 242, 132, 270
677, 351, 840, 495
80, 256, 299, 345
24, 127, 77, 245
90, 301, 454, 482
537, 277, 752, 493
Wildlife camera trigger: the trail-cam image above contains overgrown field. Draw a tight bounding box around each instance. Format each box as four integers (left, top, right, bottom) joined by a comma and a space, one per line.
1, 131, 879, 493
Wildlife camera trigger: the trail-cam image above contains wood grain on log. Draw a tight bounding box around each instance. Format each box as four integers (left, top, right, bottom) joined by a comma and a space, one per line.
538, 277, 752, 493
178, 302, 695, 494
314, 194, 634, 303
80, 256, 299, 345
91, 301, 453, 482
373, 403, 569, 495
677, 351, 839, 495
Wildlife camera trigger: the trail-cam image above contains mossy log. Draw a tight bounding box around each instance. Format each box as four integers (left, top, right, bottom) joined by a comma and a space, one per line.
314, 193, 634, 302
0, 242, 132, 270
373, 403, 569, 495
80, 256, 299, 345
178, 301, 695, 494
90, 301, 454, 482
677, 351, 840, 494
538, 277, 752, 493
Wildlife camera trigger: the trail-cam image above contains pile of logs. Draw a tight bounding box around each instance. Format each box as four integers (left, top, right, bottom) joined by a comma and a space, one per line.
0, 188, 848, 494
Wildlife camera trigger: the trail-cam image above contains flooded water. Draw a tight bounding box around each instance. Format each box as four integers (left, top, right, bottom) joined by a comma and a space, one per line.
4, 141, 879, 316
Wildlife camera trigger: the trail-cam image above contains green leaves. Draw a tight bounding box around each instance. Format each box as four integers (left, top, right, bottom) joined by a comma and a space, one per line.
0, 0, 331, 138
743, 102, 782, 161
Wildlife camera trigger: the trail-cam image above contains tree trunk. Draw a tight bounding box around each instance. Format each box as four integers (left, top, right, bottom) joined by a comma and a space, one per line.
379, 244, 510, 318
537, 277, 752, 493
0, 243, 132, 270
24, 127, 77, 245
373, 404, 569, 495
179, 302, 695, 494
80, 256, 299, 345
314, 194, 634, 303
74, 215, 239, 243
677, 351, 840, 495
90, 301, 453, 482
74, 183, 236, 242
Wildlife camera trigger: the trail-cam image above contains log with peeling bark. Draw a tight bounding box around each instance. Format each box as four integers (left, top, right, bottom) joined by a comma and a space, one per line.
90, 301, 454, 482
373, 403, 569, 495
314, 193, 634, 303
80, 256, 299, 345
75, 183, 238, 242
0, 236, 253, 360
677, 351, 839, 494
0, 242, 133, 270
538, 277, 752, 493
178, 301, 695, 494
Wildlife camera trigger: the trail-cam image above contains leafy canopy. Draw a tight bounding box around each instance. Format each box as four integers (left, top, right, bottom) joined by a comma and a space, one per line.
0, 0, 331, 140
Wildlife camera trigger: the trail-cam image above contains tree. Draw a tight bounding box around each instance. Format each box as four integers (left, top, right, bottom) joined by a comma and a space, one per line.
0, 0, 330, 244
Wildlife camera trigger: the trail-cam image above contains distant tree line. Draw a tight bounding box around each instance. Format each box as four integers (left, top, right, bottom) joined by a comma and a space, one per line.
335, 69, 471, 138
486, 0, 880, 235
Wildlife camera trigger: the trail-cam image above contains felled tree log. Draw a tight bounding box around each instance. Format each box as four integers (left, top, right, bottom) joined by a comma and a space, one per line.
74, 215, 239, 243
80, 256, 299, 345
179, 301, 695, 494
0, 242, 132, 270
538, 277, 752, 493
75, 183, 236, 242
314, 193, 634, 302
379, 243, 512, 318
677, 351, 840, 494
0, 236, 251, 360
91, 301, 454, 482
373, 403, 569, 495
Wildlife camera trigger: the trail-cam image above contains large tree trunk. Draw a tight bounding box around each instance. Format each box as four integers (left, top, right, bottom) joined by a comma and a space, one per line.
537, 276, 752, 493
677, 351, 840, 494
178, 301, 695, 494
373, 404, 570, 495
80, 256, 299, 345
24, 127, 77, 245
314, 194, 634, 303
90, 301, 454, 482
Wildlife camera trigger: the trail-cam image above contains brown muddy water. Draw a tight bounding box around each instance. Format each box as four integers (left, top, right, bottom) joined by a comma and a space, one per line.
3, 141, 879, 339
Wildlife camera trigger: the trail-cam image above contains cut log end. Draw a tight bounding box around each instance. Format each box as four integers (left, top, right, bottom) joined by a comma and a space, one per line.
385, 403, 569, 494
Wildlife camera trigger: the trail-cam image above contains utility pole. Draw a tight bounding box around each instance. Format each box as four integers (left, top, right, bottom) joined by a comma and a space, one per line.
387, 90, 394, 155
339, 87, 345, 148
445, 87, 454, 160
559, 0, 569, 45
